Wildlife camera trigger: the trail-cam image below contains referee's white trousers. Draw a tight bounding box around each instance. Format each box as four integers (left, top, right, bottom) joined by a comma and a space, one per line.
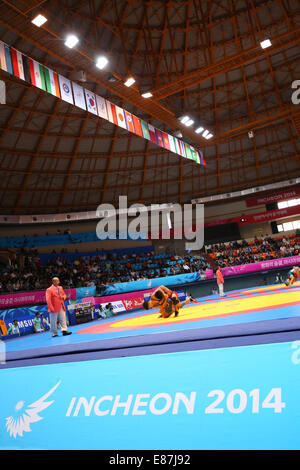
50, 307, 67, 336
218, 282, 225, 296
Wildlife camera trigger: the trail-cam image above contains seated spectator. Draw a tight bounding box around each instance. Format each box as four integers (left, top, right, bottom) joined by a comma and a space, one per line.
32, 313, 45, 333
7, 320, 20, 336
98, 305, 106, 319
104, 303, 114, 318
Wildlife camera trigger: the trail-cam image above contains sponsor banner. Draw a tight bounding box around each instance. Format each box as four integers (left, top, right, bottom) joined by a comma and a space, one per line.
81, 288, 156, 306
122, 296, 144, 310
204, 255, 300, 279
151, 204, 300, 237
246, 188, 300, 207
83, 290, 186, 312
102, 300, 125, 313
246, 205, 300, 224
81, 297, 127, 313
101, 273, 202, 296
75, 286, 97, 300
0, 304, 50, 334
0, 289, 77, 308
205, 205, 300, 227
1, 341, 300, 449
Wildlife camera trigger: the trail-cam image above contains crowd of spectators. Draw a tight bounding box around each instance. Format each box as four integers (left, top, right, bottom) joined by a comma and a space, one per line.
0, 233, 299, 295
0, 248, 208, 294
206, 234, 300, 268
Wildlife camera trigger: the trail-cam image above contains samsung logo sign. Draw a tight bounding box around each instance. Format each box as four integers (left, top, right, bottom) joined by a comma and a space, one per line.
65, 392, 196, 417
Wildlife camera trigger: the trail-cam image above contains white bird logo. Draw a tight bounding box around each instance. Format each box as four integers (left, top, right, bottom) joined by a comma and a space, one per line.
5, 380, 61, 438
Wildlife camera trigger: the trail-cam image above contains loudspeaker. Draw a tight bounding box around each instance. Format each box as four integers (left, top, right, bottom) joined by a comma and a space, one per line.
271, 221, 279, 234
266, 202, 278, 211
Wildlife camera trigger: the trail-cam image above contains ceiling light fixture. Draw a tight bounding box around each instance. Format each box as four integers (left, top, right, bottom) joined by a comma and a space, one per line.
185, 119, 194, 127
124, 77, 135, 87
202, 129, 210, 138
260, 39, 272, 49
96, 56, 109, 69
64, 34, 79, 49
141, 92, 153, 98
31, 14, 47, 27
179, 115, 190, 124
195, 126, 204, 134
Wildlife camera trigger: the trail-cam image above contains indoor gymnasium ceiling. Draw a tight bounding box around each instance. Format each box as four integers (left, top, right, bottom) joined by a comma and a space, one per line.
0, 0, 300, 215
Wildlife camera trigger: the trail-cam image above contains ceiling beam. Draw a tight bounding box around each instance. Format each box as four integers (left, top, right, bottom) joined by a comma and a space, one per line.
151, 26, 300, 99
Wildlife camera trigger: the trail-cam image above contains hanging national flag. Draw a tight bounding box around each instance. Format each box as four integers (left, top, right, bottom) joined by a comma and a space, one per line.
161, 131, 171, 150
184, 144, 192, 160
72, 82, 86, 110
178, 140, 186, 157
32, 60, 42, 89
11, 48, 25, 80
168, 134, 176, 153
96, 95, 108, 120
49, 70, 61, 98
155, 128, 164, 148
2, 41, 204, 166
43, 67, 60, 98
44, 66, 52, 93
28, 57, 36, 86
0, 80, 5, 104
3, 45, 12, 76
59, 75, 73, 104
4, 44, 13, 74
132, 115, 143, 137
173, 136, 181, 155
85, 89, 97, 115
106, 101, 118, 125
0, 41, 7, 72
141, 120, 150, 140
115, 105, 127, 129
32, 61, 46, 91
148, 124, 158, 144
190, 146, 200, 164
21, 54, 31, 84
198, 149, 206, 166
124, 110, 135, 133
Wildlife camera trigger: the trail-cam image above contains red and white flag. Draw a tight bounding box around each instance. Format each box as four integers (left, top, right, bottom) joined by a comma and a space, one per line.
106, 101, 118, 125
11, 48, 24, 80
115, 105, 127, 129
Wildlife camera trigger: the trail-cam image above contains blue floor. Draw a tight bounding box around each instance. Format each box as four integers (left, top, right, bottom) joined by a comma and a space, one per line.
3, 283, 300, 356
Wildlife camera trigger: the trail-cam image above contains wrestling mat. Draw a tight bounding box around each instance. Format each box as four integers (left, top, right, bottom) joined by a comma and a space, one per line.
2, 282, 300, 368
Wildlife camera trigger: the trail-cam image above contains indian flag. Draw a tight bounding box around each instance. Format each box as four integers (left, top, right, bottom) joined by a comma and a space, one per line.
44, 67, 61, 98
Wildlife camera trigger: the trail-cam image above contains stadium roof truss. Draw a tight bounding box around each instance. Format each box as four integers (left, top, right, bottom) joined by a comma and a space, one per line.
0, 0, 299, 215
